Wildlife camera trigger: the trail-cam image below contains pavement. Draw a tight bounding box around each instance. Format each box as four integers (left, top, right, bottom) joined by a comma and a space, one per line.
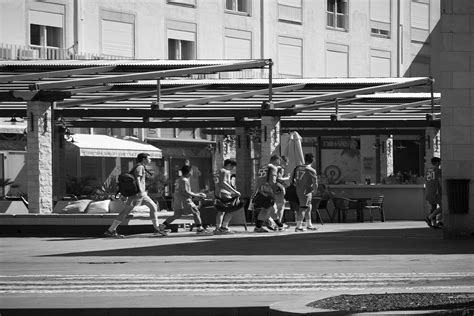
1, 220, 473, 315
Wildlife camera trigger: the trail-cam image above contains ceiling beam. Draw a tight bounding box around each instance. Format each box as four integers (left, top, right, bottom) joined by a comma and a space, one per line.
66, 120, 259, 128
55, 108, 295, 118
201, 128, 426, 136
56, 84, 211, 107
339, 98, 441, 119
30, 60, 269, 90
62, 118, 440, 129
0, 90, 72, 102
163, 84, 307, 108
0, 65, 117, 83
276, 78, 432, 110
62, 85, 113, 95
280, 119, 440, 129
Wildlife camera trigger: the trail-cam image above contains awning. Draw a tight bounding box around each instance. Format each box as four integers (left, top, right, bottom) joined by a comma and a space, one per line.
66, 134, 162, 158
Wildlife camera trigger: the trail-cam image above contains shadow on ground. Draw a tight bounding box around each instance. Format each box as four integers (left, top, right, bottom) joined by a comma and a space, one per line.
43, 227, 474, 257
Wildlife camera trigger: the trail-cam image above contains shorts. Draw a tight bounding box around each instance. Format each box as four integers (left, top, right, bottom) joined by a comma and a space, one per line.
296, 192, 312, 208
426, 193, 441, 205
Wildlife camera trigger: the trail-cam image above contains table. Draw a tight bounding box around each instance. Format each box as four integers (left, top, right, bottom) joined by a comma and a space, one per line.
349, 197, 372, 222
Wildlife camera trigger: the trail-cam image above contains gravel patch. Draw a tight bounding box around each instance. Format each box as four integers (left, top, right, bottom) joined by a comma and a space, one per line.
307, 293, 474, 313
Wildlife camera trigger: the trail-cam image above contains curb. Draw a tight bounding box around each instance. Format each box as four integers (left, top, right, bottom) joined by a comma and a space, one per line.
268, 295, 474, 316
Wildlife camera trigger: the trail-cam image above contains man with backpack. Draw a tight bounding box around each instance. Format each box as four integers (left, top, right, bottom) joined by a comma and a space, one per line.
104, 152, 168, 238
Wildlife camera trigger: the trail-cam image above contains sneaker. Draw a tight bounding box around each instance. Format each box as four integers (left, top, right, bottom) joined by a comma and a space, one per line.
266, 224, 276, 231
159, 224, 172, 233
295, 227, 307, 232
219, 227, 235, 234
254, 227, 269, 233
425, 217, 433, 228
213, 228, 224, 235
281, 223, 289, 229
196, 228, 211, 235
306, 226, 318, 231
104, 230, 124, 238
432, 223, 443, 229
153, 228, 168, 237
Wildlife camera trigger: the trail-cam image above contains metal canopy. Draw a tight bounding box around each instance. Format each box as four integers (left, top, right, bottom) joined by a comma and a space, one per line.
0, 59, 441, 131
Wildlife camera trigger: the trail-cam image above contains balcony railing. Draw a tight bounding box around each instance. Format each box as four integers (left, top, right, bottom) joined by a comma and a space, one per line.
0, 43, 131, 61
0, 43, 285, 79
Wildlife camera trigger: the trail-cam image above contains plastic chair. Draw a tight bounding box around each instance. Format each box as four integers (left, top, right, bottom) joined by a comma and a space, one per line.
317, 197, 333, 222
331, 197, 358, 223
311, 197, 325, 225
362, 196, 385, 222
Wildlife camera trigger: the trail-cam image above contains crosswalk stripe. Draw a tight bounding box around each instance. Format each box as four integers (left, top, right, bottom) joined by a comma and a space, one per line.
1, 272, 473, 294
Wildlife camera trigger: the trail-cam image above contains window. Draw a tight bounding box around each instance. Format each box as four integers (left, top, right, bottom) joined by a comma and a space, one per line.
326, 43, 349, 77
30, 24, 62, 48
224, 29, 252, 59
168, 39, 195, 60
327, 0, 348, 30
370, 0, 391, 38
167, 20, 197, 60
101, 10, 135, 58
226, 0, 250, 15
278, 36, 303, 77
278, 0, 302, 24
370, 49, 391, 77
29, 2, 65, 59
167, 0, 196, 7
410, 0, 430, 43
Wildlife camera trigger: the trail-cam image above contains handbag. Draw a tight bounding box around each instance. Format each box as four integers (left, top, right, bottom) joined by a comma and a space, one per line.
284, 184, 299, 204
252, 192, 274, 209
284, 167, 299, 204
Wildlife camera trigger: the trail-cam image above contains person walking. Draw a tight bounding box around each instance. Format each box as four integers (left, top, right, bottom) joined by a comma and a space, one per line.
292, 153, 318, 232
159, 165, 209, 234
253, 165, 278, 232
254, 155, 281, 230
104, 153, 168, 238
213, 159, 241, 234
425, 157, 442, 228
274, 166, 289, 231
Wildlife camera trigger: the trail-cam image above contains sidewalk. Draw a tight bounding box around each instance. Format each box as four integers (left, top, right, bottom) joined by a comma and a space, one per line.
1, 221, 473, 315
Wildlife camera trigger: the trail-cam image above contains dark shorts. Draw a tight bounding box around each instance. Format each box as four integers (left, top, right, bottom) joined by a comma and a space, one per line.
214, 196, 243, 213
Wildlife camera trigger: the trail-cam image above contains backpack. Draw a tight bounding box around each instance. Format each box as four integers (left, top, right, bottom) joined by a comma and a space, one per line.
117, 166, 140, 197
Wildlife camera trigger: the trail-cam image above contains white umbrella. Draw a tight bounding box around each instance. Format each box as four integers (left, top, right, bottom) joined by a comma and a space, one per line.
284, 131, 304, 176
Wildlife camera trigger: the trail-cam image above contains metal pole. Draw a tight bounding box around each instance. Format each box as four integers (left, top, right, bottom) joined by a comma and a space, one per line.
429, 77, 435, 116
268, 59, 273, 103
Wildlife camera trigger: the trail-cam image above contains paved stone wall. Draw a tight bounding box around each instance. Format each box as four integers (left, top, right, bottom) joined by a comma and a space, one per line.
26, 101, 53, 214
440, 0, 474, 238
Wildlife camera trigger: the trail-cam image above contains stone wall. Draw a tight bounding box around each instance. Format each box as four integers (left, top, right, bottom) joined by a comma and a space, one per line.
440, 0, 474, 238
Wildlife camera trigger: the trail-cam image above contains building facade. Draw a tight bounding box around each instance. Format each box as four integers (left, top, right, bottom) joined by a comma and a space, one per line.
1, 0, 453, 222
1, 0, 440, 80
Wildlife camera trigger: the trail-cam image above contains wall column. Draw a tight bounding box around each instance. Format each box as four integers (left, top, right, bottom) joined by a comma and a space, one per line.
380, 135, 394, 179
424, 127, 441, 172
52, 124, 67, 201
259, 116, 281, 164
235, 127, 253, 198
359, 135, 377, 184
26, 101, 53, 214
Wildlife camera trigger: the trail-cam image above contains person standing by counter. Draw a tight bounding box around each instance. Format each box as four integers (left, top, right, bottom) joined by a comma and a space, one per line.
425, 157, 442, 228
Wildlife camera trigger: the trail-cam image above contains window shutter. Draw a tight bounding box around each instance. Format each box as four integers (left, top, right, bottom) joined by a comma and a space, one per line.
278, 37, 302, 77
101, 20, 134, 58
